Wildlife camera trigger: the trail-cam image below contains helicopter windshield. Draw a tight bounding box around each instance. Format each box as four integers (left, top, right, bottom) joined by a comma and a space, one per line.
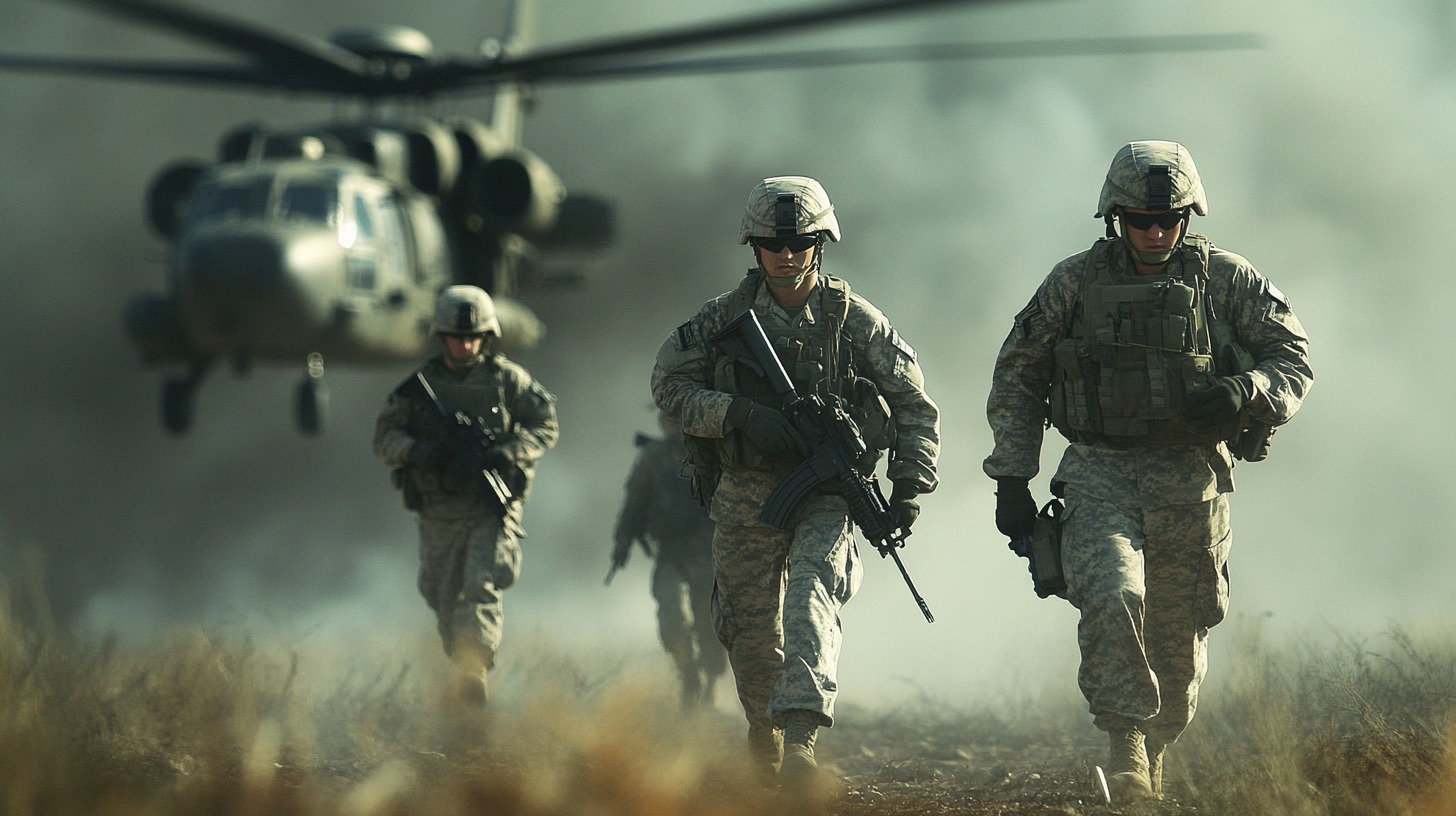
187, 175, 340, 227
278, 181, 338, 224
190, 178, 270, 223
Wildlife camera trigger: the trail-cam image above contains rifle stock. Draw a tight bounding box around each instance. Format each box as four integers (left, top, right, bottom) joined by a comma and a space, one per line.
708, 311, 934, 622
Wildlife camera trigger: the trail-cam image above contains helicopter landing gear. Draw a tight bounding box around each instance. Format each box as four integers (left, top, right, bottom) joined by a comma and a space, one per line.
161, 359, 213, 435
295, 352, 328, 436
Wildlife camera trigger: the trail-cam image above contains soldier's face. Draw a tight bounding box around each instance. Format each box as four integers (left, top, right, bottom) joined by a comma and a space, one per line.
442, 333, 485, 368
1120, 207, 1186, 251
756, 241, 816, 286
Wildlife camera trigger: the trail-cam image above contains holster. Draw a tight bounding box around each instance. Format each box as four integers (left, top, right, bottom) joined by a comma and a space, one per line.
1028, 498, 1067, 600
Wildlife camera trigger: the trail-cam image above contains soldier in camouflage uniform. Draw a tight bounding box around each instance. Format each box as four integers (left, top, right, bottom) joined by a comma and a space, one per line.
985, 141, 1312, 802
374, 285, 559, 705
610, 411, 728, 708
653, 176, 940, 786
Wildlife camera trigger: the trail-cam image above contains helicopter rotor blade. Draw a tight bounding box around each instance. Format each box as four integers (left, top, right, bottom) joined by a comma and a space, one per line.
0, 54, 302, 90
429, 0, 1021, 87
509, 32, 1265, 84
52, 0, 370, 85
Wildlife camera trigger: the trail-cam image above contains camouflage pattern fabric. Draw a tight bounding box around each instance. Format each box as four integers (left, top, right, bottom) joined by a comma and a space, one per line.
615, 433, 726, 696
1061, 491, 1230, 745
374, 352, 558, 660
984, 237, 1311, 742
653, 273, 938, 734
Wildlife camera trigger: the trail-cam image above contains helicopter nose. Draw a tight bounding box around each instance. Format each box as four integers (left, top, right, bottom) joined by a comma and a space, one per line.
177, 229, 339, 349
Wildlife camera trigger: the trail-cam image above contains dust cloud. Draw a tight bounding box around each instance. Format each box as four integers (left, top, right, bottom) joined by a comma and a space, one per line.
0, 0, 1451, 707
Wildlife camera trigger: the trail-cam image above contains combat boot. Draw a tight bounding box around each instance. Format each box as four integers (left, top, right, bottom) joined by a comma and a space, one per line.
747, 721, 783, 786
779, 709, 821, 790
449, 644, 493, 707
1146, 738, 1167, 798
1105, 727, 1153, 802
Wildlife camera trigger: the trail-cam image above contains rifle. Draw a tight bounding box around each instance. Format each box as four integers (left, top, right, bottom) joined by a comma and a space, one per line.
402, 372, 517, 516
708, 311, 934, 623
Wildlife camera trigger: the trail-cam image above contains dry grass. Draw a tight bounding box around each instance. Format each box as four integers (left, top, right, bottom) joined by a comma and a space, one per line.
6, 581, 1456, 815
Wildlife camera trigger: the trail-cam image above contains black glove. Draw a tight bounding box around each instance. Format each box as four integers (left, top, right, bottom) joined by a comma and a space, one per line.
477, 445, 513, 473
1184, 376, 1254, 426
407, 439, 450, 471
994, 478, 1038, 540
889, 481, 921, 532
725, 397, 801, 457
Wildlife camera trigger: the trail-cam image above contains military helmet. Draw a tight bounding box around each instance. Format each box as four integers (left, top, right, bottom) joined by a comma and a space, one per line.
739, 175, 841, 244
432, 285, 500, 336
1095, 140, 1208, 218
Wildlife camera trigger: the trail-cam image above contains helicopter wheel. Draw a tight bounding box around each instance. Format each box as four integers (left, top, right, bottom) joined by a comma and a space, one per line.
161, 378, 195, 435
295, 353, 328, 435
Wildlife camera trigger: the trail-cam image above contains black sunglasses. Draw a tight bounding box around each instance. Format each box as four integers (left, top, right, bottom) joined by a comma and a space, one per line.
753, 234, 819, 253
1120, 209, 1188, 231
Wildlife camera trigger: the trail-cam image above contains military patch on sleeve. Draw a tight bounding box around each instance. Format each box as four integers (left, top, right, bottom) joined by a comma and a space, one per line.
888, 328, 917, 362
1014, 295, 1043, 338
673, 319, 700, 351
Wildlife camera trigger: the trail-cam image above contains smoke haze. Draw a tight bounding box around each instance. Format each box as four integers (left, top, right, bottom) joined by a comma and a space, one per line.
1, 0, 1450, 704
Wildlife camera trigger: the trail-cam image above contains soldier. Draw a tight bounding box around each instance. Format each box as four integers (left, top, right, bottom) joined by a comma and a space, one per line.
609, 411, 728, 708
652, 176, 940, 786
985, 141, 1312, 802
374, 285, 559, 705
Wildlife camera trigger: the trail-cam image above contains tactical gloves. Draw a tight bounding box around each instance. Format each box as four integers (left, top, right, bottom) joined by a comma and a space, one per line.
1184, 376, 1254, 427
726, 397, 801, 457
889, 480, 921, 532
994, 477, 1038, 540
407, 439, 451, 471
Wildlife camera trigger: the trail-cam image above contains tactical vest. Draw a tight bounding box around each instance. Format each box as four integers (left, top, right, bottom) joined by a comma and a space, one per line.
696, 271, 892, 471
403, 358, 512, 497
1049, 235, 1239, 446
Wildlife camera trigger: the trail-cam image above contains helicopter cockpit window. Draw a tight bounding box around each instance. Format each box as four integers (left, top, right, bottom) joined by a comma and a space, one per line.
278, 182, 338, 225
345, 192, 378, 291
190, 178, 269, 224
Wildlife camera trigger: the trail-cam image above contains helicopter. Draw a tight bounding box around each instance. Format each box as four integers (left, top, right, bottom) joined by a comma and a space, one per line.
0, 0, 1258, 435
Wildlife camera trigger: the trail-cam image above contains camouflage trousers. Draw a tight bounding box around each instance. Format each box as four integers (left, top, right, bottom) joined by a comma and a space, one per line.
652, 557, 728, 689
417, 510, 522, 662
1061, 492, 1231, 744
711, 493, 862, 733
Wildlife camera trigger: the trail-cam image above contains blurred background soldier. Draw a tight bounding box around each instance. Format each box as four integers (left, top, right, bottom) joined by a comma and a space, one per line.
374, 285, 559, 706
652, 176, 939, 786
608, 410, 727, 708
985, 141, 1312, 802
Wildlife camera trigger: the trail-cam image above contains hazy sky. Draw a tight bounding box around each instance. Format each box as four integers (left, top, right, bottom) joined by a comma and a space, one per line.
1, 0, 1452, 705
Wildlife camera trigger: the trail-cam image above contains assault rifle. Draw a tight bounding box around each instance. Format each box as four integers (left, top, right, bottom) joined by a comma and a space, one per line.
708, 311, 934, 623
402, 372, 517, 516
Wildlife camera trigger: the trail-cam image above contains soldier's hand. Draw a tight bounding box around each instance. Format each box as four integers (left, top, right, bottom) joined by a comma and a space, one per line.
407, 439, 450, 471
994, 478, 1038, 540
726, 397, 801, 457
889, 480, 921, 532
478, 446, 513, 473
1184, 376, 1254, 426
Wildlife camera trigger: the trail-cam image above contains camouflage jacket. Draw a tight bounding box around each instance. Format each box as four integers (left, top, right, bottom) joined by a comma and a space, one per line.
374, 353, 559, 519
984, 236, 1312, 508
653, 271, 940, 524
614, 434, 714, 569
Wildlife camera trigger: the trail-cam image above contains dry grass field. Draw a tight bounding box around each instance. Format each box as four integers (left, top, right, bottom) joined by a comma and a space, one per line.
5, 578, 1456, 816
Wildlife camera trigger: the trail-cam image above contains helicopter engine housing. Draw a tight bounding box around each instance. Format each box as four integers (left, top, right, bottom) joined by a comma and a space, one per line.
465, 148, 564, 236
